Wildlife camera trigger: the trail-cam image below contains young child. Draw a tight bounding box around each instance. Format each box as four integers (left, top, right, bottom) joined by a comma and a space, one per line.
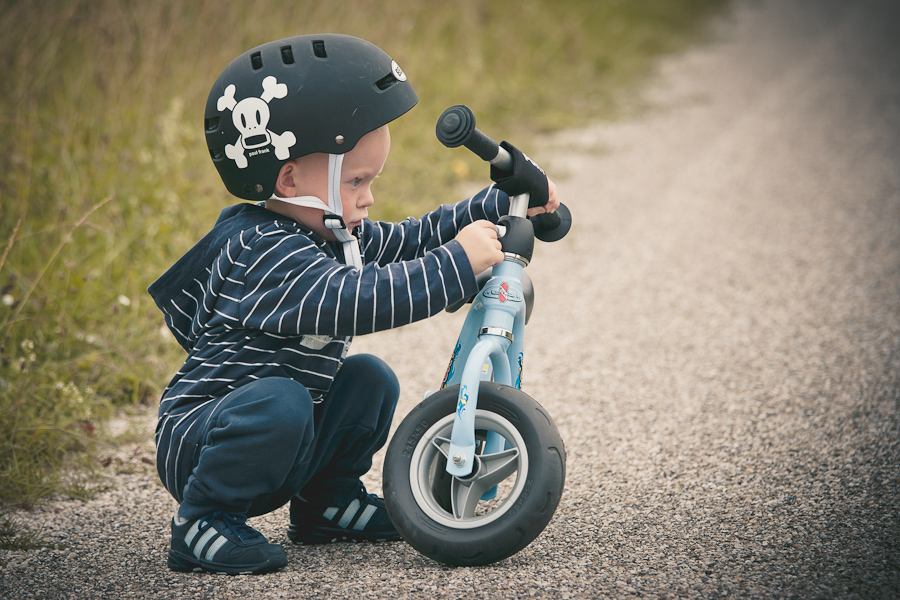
149, 33, 558, 575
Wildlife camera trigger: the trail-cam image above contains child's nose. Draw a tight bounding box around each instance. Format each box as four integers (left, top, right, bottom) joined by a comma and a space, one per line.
359, 187, 375, 208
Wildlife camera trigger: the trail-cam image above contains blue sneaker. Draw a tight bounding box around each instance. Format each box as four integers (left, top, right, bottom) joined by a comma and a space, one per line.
288, 485, 402, 544
168, 511, 287, 575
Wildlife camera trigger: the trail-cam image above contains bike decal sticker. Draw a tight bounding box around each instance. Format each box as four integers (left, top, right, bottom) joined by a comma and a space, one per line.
457, 385, 469, 417
441, 340, 462, 388
217, 76, 297, 169
483, 281, 522, 303
515, 352, 524, 389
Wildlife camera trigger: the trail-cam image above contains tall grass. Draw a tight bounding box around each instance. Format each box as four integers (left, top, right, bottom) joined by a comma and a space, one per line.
0, 0, 729, 509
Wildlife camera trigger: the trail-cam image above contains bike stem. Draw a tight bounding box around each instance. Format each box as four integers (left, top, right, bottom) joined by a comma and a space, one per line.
508, 192, 530, 219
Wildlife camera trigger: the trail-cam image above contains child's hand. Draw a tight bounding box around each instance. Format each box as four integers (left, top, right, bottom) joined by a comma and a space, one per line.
489, 142, 560, 217
457, 220, 505, 275
527, 177, 560, 217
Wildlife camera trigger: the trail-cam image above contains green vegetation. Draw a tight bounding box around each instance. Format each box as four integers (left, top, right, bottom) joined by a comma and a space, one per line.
1, 513, 63, 551
0, 0, 729, 518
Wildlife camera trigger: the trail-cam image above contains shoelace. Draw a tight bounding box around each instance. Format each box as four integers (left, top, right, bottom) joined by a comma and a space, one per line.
353, 484, 375, 504
360, 492, 386, 508
198, 511, 262, 544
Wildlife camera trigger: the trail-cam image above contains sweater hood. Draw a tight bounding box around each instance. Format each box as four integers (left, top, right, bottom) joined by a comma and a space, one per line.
147, 203, 280, 351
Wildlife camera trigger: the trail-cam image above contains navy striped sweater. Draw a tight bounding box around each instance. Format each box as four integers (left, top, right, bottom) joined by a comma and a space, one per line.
149, 185, 510, 419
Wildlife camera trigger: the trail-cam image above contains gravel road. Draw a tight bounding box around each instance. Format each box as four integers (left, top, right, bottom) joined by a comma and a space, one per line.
3, 0, 899, 598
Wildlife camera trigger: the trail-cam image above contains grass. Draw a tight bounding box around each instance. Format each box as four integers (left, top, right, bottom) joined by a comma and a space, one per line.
0, 0, 729, 527
0, 513, 64, 552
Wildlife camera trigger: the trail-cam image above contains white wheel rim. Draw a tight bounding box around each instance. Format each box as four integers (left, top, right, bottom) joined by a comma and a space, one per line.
408, 409, 530, 529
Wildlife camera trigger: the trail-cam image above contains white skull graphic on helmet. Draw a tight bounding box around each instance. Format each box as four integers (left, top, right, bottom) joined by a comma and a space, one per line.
217, 76, 297, 169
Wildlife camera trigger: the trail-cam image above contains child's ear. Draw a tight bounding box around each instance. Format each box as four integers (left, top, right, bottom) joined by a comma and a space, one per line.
274, 161, 297, 197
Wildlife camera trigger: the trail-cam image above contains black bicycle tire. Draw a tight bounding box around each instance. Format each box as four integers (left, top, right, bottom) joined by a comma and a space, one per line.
384, 383, 566, 566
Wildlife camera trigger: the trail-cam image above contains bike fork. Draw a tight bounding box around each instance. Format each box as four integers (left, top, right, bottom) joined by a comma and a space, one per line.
444, 260, 526, 479
445, 335, 511, 478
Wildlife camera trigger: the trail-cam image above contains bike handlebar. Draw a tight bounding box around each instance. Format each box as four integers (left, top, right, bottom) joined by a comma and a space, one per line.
436, 105, 513, 169
436, 104, 571, 243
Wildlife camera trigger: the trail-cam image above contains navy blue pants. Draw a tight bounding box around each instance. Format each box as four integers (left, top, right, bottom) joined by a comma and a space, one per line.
156, 354, 399, 520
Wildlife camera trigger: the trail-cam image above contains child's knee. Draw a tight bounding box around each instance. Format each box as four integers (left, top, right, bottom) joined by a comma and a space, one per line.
262, 378, 314, 428
342, 354, 400, 404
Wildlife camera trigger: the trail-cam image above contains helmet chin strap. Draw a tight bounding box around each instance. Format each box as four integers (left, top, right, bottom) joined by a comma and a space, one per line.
268, 153, 362, 269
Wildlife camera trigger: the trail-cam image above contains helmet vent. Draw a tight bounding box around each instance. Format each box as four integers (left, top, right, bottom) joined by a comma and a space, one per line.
312, 40, 327, 58
375, 72, 399, 91
205, 117, 219, 132
280, 45, 295, 65
250, 51, 263, 70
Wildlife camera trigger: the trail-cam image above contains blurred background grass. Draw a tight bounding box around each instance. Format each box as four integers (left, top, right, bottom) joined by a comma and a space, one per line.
0, 0, 729, 509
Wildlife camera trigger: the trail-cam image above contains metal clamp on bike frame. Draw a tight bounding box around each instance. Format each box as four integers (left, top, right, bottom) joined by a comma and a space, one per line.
503, 253, 529, 267
480, 326, 514, 342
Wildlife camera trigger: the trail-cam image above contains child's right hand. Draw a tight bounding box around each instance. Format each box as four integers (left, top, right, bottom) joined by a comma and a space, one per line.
456, 220, 505, 275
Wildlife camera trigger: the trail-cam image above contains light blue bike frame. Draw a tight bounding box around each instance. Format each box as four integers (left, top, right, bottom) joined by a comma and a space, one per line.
440, 193, 531, 479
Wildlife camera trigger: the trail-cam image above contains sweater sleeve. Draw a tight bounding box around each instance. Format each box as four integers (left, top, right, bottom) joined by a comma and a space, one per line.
361, 185, 511, 267
236, 227, 479, 337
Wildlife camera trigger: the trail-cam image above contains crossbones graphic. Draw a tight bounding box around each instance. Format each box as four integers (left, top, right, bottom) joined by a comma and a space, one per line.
217, 76, 296, 169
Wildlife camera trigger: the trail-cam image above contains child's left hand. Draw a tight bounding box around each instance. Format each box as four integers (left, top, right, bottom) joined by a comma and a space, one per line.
526, 177, 560, 217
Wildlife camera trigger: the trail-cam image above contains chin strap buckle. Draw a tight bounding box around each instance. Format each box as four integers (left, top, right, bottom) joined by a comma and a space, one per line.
324, 214, 346, 230
324, 214, 356, 241
323, 214, 362, 270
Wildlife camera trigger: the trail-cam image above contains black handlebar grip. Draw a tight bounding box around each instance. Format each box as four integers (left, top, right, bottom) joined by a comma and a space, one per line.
436, 105, 500, 162
530, 203, 572, 243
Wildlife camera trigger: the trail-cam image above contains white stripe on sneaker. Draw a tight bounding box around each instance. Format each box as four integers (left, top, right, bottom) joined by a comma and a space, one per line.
336, 499, 361, 529
184, 521, 201, 546
204, 534, 229, 562
353, 504, 378, 531
322, 507, 339, 520
193, 528, 218, 559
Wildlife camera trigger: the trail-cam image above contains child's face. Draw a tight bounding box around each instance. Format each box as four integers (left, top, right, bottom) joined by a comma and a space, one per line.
339, 125, 391, 231
270, 126, 391, 241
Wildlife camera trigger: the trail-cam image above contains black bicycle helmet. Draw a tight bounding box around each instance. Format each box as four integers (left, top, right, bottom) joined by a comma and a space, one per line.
205, 34, 418, 202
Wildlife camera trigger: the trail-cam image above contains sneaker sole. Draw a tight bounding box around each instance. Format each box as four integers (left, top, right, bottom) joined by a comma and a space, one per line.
167, 548, 288, 575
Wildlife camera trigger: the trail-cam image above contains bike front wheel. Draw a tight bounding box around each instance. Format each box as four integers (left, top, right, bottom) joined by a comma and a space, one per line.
383, 383, 566, 566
